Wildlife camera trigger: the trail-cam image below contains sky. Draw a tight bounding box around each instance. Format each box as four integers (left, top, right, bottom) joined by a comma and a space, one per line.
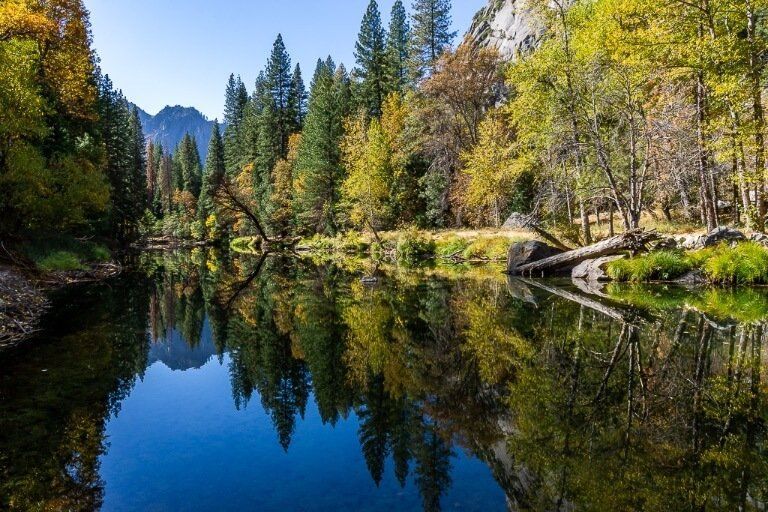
86, 0, 486, 120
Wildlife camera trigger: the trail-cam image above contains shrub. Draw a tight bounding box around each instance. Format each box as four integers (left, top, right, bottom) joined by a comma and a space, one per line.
35, 251, 84, 271
86, 243, 111, 262
702, 242, 768, 284
396, 228, 435, 265
606, 251, 693, 282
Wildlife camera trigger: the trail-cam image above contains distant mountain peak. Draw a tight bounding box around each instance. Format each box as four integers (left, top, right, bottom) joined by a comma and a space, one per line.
133, 103, 216, 160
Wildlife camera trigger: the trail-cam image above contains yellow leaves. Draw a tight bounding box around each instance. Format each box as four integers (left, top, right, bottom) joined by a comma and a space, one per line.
0, 0, 54, 42
460, 110, 520, 225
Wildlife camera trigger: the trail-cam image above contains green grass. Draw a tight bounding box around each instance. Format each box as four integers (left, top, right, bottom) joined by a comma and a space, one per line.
435, 235, 470, 258
606, 251, 693, 282
20, 235, 112, 272
460, 237, 511, 261
702, 242, 768, 284
35, 251, 86, 271
606, 242, 768, 285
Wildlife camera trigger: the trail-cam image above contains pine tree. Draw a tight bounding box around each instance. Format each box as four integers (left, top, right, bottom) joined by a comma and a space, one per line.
289, 64, 308, 129
386, 0, 411, 93
174, 133, 202, 197
223, 74, 249, 174
293, 58, 351, 235
98, 74, 133, 240
254, 34, 299, 233
410, 0, 455, 81
198, 122, 225, 225
354, 0, 388, 117
146, 140, 157, 208
126, 105, 148, 235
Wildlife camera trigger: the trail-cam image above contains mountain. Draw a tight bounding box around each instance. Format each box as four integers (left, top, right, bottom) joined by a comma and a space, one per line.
466, 0, 545, 60
134, 105, 216, 162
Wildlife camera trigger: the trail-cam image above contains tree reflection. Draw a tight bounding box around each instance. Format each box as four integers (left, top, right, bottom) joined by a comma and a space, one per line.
3, 252, 768, 511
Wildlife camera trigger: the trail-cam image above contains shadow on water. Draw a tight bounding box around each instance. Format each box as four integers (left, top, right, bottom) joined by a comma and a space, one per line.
1, 249, 767, 511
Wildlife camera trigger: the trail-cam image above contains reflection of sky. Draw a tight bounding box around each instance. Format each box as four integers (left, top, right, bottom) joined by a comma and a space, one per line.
100, 348, 506, 511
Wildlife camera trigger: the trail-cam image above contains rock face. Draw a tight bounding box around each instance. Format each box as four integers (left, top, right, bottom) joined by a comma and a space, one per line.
466, 0, 546, 60
507, 240, 563, 274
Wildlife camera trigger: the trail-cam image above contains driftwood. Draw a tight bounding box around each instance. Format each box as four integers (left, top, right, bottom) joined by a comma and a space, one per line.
509, 229, 659, 277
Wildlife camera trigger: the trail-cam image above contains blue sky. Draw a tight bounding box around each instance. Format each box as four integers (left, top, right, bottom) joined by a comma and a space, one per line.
86, 0, 486, 120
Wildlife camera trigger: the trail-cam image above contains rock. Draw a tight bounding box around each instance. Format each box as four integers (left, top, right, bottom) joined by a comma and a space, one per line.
571, 255, 624, 282
466, 0, 548, 60
506, 240, 563, 274
502, 212, 533, 230
678, 234, 702, 250
749, 232, 768, 246
653, 237, 678, 251
700, 226, 745, 247
675, 270, 708, 285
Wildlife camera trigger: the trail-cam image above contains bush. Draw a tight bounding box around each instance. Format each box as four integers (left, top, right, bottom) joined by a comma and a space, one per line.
86, 243, 111, 262
606, 251, 693, 282
703, 242, 768, 284
397, 228, 435, 265
35, 251, 85, 271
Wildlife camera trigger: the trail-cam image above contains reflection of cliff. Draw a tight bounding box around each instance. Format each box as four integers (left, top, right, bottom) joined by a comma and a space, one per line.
148, 319, 217, 371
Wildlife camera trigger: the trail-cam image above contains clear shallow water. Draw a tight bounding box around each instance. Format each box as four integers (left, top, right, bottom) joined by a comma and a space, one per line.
2, 252, 768, 511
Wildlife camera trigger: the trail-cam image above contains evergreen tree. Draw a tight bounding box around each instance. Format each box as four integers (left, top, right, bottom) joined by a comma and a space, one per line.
410, 0, 455, 81
354, 0, 388, 117
386, 0, 411, 93
98, 74, 133, 240
198, 122, 225, 225
293, 58, 351, 235
223, 74, 249, 174
146, 140, 157, 209
174, 133, 202, 197
127, 106, 148, 233
254, 35, 298, 232
289, 64, 308, 129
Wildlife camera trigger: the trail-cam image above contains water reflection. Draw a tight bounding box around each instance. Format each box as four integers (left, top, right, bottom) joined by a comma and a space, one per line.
1, 250, 767, 511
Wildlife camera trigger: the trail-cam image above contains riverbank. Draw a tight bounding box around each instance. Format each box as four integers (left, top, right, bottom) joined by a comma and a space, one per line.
0, 238, 123, 348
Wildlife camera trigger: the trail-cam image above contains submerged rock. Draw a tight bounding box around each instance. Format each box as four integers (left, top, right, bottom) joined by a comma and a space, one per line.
506, 240, 563, 274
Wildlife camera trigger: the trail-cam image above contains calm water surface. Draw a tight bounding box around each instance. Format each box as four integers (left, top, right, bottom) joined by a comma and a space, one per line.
1, 252, 767, 511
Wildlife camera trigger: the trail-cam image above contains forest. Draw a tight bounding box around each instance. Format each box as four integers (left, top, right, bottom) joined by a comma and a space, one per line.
3, 0, 768, 261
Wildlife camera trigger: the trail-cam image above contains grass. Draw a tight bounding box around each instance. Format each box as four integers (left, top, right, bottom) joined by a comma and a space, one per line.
20, 235, 112, 272
606, 251, 693, 282
607, 242, 768, 285
35, 251, 86, 271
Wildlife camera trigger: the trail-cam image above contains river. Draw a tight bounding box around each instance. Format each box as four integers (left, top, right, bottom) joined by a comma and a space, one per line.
1, 250, 766, 511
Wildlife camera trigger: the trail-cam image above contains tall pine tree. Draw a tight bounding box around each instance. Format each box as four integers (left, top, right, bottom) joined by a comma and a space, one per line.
293, 58, 351, 234
410, 0, 455, 82
386, 0, 411, 93
354, 0, 388, 117
198, 122, 225, 224
289, 64, 308, 129
223, 74, 249, 174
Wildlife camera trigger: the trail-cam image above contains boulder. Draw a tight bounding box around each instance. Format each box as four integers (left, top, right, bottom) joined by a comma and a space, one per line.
700, 226, 745, 247
678, 234, 702, 250
749, 232, 768, 247
653, 237, 678, 251
571, 255, 624, 282
502, 212, 533, 230
506, 240, 563, 274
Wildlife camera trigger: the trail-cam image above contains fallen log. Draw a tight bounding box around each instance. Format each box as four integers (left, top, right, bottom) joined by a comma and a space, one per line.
508, 229, 659, 277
